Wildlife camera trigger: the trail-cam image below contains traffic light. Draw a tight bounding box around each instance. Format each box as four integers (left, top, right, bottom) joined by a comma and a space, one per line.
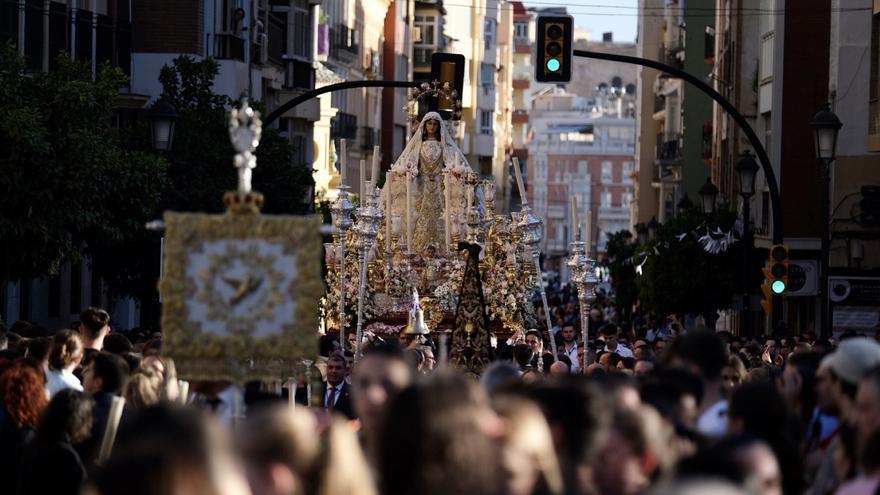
768, 244, 789, 295
535, 15, 573, 83
430, 53, 465, 120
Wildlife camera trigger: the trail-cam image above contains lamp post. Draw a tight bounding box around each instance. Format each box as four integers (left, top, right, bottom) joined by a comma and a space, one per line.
735, 151, 759, 338
810, 105, 842, 337
699, 177, 719, 216
149, 100, 178, 151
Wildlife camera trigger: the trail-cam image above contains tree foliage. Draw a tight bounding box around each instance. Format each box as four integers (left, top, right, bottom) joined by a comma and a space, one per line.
604, 230, 638, 319
0, 43, 168, 289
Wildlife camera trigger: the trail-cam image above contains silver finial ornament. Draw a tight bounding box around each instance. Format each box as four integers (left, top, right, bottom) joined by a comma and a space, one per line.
229, 96, 263, 194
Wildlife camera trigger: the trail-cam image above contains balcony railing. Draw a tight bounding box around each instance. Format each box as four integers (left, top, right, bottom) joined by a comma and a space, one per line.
329, 25, 358, 61
215, 33, 246, 61
331, 112, 358, 141
656, 132, 681, 163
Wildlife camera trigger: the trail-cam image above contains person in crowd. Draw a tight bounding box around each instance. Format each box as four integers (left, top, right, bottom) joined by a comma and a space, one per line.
103, 333, 132, 356
379, 372, 506, 495
351, 341, 413, 464
321, 353, 354, 419
809, 338, 880, 495
560, 324, 580, 373
78, 307, 112, 359
601, 324, 634, 358
78, 351, 131, 468
0, 359, 48, 485
835, 430, 880, 495
728, 382, 805, 495
720, 354, 747, 397
778, 351, 823, 427
123, 368, 163, 410
492, 394, 564, 495
480, 362, 521, 395
513, 343, 534, 373
88, 404, 252, 495
17, 389, 94, 495
141, 354, 181, 402
634, 359, 655, 376
525, 329, 545, 368
25, 336, 51, 370
418, 345, 435, 372
45, 329, 85, 397
549, 360, 570, 376
667, 331, 728, 438
678, 434, 782, 495
237, 404, 376, 495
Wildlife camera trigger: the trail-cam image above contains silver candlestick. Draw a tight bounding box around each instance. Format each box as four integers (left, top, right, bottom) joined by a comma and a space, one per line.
572, 253, 598, 370
353, 182, 384, 363
330, 183, 356, 351
517, 205, 558, 358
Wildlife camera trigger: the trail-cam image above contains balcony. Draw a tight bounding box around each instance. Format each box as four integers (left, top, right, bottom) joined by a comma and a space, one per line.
215, 33, 246, 62
653, 94, 665, 114
656, 132, 681, 163
331, 112, 358, 141
284, 58, 314, 91
657, 43, 683, 74
329, 24, 358, 62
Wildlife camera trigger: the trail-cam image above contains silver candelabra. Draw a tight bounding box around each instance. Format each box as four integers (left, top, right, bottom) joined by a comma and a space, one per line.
352, 182, 384, 362
330, 183, 356, 352
567, 239, 598, 370
516, 205, 558, 358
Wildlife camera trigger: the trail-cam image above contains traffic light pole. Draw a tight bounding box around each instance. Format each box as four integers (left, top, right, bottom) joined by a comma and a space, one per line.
572, 49, 785, 331
263, 80, 422, 127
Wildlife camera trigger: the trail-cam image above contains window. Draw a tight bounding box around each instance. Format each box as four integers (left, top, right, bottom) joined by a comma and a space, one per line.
601, 190, 612, 208
480, 63, 495, 88
870, 9, 880, 142
622, 161, 634, 183
480, 110, 493, 135
621, 192, 633, 207
514, 21, 529, 41
484, 18, 496, 46
414, 15, 436, 46
760, 33, 774, 82
601, 161, 613, 183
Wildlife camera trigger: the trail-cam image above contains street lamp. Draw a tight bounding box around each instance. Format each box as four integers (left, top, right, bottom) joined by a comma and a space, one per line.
699, 177, 719, 215
735, 151, 760, 338
149, 100, 179, 151
810, 105, 842, 337
677, 193, 694, 212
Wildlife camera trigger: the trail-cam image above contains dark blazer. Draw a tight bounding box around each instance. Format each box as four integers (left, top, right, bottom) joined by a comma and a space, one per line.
319, 381, 355, 420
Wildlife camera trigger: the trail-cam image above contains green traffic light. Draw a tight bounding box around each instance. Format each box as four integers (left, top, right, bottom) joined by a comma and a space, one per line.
771, 280, 786, 294
546, 58, 561, 72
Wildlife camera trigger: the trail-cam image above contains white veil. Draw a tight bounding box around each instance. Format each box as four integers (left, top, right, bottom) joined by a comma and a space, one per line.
389, 112, 472, 176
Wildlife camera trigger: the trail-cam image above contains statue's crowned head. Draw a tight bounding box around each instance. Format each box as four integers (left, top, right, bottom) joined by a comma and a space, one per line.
421, 112, 442, 141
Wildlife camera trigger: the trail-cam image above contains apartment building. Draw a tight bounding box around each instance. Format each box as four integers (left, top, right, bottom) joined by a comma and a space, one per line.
527, 90, 636, 274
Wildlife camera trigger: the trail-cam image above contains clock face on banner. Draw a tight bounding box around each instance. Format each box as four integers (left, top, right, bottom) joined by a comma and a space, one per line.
159, 211, 322, 382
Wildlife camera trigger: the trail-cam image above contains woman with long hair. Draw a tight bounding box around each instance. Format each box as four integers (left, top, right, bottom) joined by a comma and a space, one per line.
17, 388, 94, 495
45, 330, 84, 397
379, 372, 507, 495
0, 359, 49, 483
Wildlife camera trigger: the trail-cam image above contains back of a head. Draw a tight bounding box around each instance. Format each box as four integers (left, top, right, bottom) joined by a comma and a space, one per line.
513, 343, 532, 367
91, 352, 130, 395
380, 372, 504, 495
123, 369, 163, 410
80, 307, 111, 340
524, 377, 611, 466
48, 329, 84, 371
671, 331, 727, 381
480, 362, 522, 396
38, 388, 94, 444
104, 333, 132, 355
93, 404, 249, 495
728, 382, 790, 440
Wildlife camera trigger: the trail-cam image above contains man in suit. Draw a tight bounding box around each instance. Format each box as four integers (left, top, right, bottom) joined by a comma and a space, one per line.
322, 353, 355, 419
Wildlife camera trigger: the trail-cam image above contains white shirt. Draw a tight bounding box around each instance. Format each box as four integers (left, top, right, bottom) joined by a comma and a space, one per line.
604, 344, 634, 358
697, 399, 729, 438
324, 382, 343, 408
562, 342, 580, 372
45, 369, 83, 398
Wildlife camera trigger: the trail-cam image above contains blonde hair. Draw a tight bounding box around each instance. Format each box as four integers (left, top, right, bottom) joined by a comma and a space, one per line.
123, 369, 163, 410
48, 330, 84, 371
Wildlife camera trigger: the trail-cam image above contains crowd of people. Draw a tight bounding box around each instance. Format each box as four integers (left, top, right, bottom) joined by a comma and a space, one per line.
2, 295, 880, 495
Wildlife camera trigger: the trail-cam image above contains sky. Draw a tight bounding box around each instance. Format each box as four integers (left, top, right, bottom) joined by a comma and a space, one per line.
525, 0, 640, 43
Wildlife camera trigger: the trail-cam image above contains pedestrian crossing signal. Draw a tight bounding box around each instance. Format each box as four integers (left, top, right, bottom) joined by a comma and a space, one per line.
536, 15, 573, 83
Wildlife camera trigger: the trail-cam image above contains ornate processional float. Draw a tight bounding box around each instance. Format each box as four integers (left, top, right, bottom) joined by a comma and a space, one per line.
322, 96, 599, 373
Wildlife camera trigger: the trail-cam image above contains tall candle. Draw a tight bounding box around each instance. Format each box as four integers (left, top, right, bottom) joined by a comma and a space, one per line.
570, 195, 578, 242
359, 159, 366, 201
406, 172, 413, 253
339, 139, 347, 182
466, 184, 474, 208
512, 157, 527, 205
584, 210, 592, 256
386, 181, 392, 243
444, 173, 451, 250
371, 145, 381, 184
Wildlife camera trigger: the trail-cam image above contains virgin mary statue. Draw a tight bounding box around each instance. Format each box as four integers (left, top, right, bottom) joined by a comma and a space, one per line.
383, 112, 475, 255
